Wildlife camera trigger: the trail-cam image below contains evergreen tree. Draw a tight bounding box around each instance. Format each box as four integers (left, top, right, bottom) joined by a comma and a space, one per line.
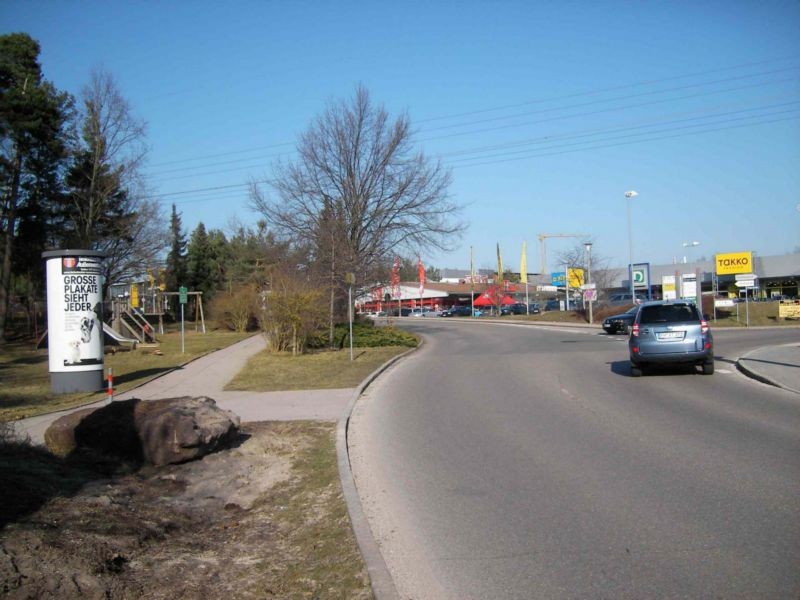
187, 222, 214, 295
165, 204, 187, 297
0, 33, 72, 339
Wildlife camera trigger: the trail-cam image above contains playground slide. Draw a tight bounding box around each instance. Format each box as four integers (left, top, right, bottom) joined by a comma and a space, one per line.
103, 323, 139, 346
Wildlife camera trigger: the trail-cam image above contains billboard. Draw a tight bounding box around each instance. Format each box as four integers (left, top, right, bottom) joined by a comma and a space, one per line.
552, 269, 584, 288
715, 251, 753, 275
662, 275, 677, 300
43, 250, 105, 393
631, 263, 650, 289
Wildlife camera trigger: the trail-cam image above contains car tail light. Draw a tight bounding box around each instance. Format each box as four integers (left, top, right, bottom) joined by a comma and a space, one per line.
701, 319, 709, 334
632, 323, 640, 337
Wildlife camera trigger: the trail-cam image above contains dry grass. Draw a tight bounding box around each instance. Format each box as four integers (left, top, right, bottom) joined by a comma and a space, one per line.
226, 346, 411, 391
708, 300, 799, 327
0, 330, 252, 421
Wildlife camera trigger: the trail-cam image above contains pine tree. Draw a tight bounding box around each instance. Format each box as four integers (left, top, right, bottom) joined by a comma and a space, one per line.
165, 204, 187, 298
187, 222, 214, 295
0, 33, 72, 339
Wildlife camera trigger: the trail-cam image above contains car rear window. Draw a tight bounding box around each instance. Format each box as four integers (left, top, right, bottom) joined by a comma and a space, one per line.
639, 304, 698, 324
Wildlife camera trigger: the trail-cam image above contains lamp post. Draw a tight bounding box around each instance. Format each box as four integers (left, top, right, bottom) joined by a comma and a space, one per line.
625, 190, 638, 298
585, 242, 593, 324
682, 241, 701, 307
682, 240, 700, 264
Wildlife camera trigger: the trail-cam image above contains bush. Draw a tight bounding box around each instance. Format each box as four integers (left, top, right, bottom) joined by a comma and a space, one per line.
308, 321, 418, 349
260, 271, 327, 355
207, 284, 260, 332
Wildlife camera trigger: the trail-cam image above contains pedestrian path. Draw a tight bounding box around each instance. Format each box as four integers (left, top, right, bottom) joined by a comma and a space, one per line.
14, 334, 354, 446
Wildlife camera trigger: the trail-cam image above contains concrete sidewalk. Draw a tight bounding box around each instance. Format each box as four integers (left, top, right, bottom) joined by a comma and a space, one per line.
14, 334, 355, 446
737, 343, 800, 395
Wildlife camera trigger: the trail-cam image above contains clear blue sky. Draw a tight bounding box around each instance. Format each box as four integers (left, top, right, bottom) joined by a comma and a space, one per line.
3, 1, 799, 274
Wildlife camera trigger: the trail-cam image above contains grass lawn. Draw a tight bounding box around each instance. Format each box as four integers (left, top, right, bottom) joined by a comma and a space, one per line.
226, 345, 412, 391
0, 329, 252, 421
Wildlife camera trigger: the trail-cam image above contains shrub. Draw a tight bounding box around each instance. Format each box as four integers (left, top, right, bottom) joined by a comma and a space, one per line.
207, 284, 260, 332
260, 270, 327, 355
308, 321, 418, 349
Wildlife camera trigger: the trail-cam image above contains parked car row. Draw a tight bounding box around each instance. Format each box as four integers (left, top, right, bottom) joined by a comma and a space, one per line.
500, 303, 541, 315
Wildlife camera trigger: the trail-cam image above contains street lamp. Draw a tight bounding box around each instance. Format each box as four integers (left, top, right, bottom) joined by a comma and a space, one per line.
682, 241, 701, 306
625, 190, 638, 298
584, 242, 593, 324
682, 241, 700, 263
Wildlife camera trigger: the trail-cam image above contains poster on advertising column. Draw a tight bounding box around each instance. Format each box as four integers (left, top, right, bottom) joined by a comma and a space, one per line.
43, 250, 105, 392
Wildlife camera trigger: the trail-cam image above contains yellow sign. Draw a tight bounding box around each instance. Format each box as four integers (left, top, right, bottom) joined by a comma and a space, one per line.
568, 268, 585, 288
130, 284, 140, 308
715, 251, 753, 275
779, 301, 800, 319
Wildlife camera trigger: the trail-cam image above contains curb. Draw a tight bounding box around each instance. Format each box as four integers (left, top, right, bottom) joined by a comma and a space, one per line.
736, 344, 800, 395
336, 342, 422, 600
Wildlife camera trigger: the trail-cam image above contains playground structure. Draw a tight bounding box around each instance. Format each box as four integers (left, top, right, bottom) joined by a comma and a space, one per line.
111, 295, 164, 344
110, 284, 206, 344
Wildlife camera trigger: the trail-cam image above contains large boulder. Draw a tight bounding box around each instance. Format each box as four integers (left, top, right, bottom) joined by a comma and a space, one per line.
44, 397, 241, 466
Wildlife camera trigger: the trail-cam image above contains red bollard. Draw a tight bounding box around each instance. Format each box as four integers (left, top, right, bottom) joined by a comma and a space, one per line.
107, 367, 114, 402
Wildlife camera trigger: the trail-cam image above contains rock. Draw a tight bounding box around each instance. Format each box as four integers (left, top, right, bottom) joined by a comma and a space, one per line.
135, 397, 241, 466
44, 401, 139, 460
44, 397, 240, 466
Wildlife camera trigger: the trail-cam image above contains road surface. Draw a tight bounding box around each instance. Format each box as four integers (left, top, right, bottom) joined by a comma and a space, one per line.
349, 320, 800, 599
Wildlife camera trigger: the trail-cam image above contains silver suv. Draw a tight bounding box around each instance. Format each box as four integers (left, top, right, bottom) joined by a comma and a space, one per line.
628, 301, 713, 377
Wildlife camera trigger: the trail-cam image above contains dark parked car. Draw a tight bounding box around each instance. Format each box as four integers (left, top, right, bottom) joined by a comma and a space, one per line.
628, 301, 714, 377
602, 306, 639, 334
544, 299, 561, 311
501, 303, 541, 315
442, 305, 473, 317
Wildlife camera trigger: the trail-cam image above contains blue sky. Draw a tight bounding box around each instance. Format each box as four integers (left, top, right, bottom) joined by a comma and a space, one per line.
3, 1, 799, 274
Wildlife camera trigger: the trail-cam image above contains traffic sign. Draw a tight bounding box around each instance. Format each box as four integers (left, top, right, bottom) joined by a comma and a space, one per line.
735, 273, 756, 281
737, 279, 755, 287
179, 286, 188, 304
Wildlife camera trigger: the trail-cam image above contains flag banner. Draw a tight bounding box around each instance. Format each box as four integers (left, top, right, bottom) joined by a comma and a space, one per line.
470, 246, 475, 283
496, 243, 503, 282
418, 257, 426, 296
520, 241, 528, 284
391, 256, 400, 298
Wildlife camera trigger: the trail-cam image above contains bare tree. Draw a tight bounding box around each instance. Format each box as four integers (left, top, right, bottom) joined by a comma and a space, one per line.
555, 240, 615, 296
250, 85, 463, 340
56, 68, 165, 289
62, 67, 147, 246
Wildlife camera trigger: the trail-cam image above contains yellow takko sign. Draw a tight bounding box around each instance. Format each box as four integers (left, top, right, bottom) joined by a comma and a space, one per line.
715, 251, 753, 275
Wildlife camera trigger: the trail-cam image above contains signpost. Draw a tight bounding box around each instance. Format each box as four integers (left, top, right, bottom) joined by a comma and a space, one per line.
345, 273, 355, 361
179, 285, 188, 353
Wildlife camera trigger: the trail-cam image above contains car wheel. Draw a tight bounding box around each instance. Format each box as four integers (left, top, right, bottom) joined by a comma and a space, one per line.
702, 360, 714, 375
630, 364, 643, 377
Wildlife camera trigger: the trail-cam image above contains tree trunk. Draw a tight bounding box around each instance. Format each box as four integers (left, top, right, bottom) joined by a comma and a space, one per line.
0, 151, 22, 341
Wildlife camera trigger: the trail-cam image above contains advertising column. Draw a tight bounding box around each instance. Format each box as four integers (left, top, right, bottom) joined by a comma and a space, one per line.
42, 250, 106, 393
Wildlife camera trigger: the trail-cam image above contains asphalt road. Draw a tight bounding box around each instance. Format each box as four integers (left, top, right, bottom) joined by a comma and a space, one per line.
348, 320, 800, 600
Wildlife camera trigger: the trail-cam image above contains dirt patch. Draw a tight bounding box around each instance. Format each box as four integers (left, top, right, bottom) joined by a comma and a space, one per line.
1, 422, 372, 599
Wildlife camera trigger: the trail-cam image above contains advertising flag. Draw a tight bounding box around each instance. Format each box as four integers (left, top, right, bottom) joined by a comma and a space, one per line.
418, 256, 426, 296
520, 241, 528, 284
470, 246, 475, 283
391, 256, 400, 298
496, 243, 504, 282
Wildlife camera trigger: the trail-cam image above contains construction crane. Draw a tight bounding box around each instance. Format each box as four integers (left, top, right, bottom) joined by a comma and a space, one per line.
538, 233, 589, 274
